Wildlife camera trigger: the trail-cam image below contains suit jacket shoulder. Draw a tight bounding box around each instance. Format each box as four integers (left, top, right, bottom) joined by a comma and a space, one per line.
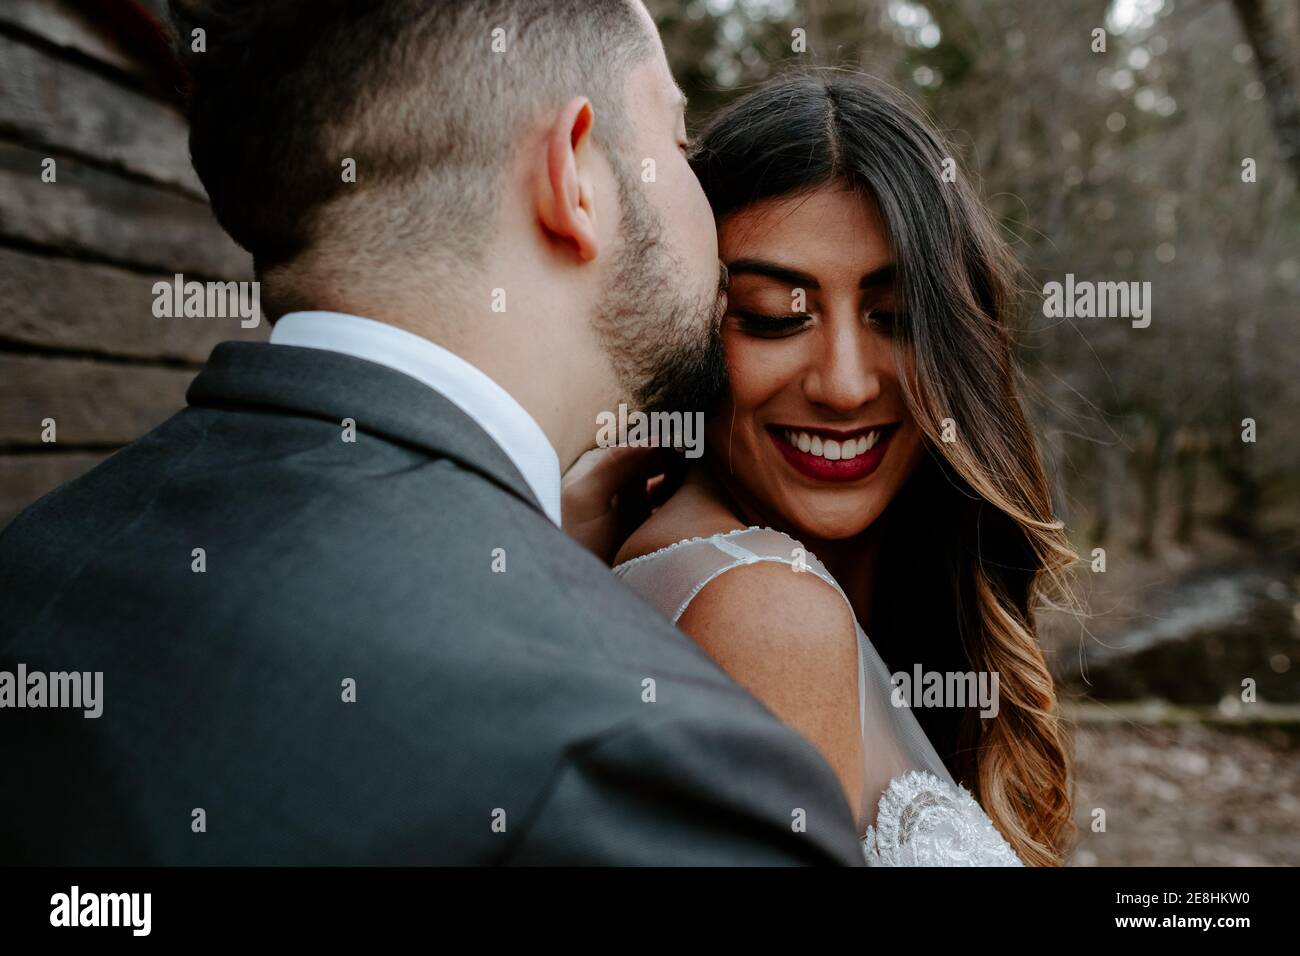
0, 342, 863, 865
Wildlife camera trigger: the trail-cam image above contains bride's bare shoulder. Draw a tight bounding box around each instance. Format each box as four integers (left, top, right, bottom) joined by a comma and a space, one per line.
613, 467, 854, 629
613, 469, 746, 566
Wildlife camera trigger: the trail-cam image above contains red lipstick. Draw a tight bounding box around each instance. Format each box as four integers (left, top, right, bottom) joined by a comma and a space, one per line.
767, 425, 895, 483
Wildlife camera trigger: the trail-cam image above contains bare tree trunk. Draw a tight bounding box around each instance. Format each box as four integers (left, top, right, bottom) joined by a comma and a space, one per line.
1230, 0, 1300, 182
1134, 421, 1171, 557
1091, 441, 1124, 546
1218, 433, 1261, 540
1220, 306, 1262, 541
1174, 426, 1201, 544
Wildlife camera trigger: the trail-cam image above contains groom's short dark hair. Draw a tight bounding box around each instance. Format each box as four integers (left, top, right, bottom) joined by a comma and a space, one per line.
169, 0, 654, 276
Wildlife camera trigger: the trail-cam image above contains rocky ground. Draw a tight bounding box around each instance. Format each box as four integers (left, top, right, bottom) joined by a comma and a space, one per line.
1066, 717, 1300, 866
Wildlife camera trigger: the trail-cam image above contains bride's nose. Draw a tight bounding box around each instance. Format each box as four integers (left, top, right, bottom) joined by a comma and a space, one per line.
802, 315, 883, 413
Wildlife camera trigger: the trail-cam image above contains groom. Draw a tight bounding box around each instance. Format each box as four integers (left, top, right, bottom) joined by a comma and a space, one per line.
0, 0, 863, 865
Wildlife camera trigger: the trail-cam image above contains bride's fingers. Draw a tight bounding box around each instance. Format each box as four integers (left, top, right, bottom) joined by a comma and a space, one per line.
616, 452, 673, 535
564, 445, 642, 488
562, 445, 666, 518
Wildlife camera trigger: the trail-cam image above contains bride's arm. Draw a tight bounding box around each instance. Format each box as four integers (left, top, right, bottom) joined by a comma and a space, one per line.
677, 561, 865, 825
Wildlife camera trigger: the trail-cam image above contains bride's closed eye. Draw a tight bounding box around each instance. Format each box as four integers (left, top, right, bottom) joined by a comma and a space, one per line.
866, 309, 902, 335
732, 308, 812, 338
732, 308, 904, 338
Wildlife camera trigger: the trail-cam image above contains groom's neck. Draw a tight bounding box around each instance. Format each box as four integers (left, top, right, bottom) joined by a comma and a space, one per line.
314, 293, 606, 471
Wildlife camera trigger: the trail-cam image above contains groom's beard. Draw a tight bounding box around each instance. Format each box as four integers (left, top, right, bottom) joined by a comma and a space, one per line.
593, 168, 729, 418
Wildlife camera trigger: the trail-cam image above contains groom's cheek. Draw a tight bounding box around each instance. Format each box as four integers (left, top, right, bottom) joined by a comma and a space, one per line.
685, 168, 721, 263
654, 153, 718, 266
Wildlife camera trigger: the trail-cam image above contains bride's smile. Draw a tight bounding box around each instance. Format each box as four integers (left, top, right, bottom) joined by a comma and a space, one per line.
706, 185, 927, 544
767, 422, 898, 482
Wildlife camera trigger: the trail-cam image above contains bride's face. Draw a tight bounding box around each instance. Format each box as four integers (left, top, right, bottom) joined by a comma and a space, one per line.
707, 185, 927, 542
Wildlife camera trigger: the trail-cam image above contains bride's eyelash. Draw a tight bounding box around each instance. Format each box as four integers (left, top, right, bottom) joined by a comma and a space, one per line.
868, 311, 903, 332
733, 309, 810, 336
732, 308, 906, 337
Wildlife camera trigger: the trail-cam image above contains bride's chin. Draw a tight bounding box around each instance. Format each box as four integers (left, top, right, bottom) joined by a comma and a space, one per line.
764, 496, 869, 541
795, 518, 875, 543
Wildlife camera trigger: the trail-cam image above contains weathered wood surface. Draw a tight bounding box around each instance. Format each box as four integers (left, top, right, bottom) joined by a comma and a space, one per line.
0, 0, 143, 77
0, 17, 257, 523
0, 31, 201, 195
0, 247, 265, 361
0, 140, 251, 278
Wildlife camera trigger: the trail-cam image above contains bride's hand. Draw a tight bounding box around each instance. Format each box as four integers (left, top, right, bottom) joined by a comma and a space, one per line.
562, 445, 681, 564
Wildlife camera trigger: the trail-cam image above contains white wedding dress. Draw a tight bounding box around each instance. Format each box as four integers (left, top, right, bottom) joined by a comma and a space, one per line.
613, 526, 1024, 866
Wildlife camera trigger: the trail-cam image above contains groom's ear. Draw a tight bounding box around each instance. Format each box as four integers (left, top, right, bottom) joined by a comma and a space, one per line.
534, 96, 600, 262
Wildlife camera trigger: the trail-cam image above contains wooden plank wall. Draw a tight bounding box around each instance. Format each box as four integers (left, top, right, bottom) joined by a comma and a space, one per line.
0, 0, 264, 526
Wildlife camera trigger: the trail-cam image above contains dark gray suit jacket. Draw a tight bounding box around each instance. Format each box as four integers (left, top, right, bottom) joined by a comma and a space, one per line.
0, 342, 864, 865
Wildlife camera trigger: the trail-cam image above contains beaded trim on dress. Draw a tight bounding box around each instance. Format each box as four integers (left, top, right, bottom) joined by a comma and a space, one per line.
611, 525, 770, 574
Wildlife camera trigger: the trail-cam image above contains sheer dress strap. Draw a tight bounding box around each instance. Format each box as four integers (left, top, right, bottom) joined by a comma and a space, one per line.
613, 527, 868, 751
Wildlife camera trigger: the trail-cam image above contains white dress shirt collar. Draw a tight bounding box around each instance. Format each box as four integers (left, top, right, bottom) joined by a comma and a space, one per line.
269, 311, 561, 525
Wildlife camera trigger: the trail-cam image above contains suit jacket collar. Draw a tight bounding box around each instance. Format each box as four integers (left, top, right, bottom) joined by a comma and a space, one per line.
187, 341, 546, 517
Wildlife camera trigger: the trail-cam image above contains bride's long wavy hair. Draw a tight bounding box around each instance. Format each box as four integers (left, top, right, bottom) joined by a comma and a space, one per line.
691, 68, 1077, 866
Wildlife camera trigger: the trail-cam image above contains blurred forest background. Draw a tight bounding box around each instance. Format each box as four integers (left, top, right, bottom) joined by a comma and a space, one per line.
647, 0, 1300, 864
1, 0, 1296, 864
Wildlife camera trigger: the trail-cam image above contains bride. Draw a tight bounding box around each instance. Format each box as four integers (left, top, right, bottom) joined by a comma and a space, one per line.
567, 70, 1076, 866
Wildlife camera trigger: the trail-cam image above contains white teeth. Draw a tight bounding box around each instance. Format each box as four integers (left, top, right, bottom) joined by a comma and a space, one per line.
782, 427, 885, 460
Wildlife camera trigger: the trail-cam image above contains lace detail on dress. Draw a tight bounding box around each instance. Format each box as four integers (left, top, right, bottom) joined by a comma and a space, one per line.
861, 770, 1024, 867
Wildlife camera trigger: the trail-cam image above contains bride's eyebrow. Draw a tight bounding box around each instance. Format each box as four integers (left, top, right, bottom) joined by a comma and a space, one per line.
725, 259, 818, 288
724, 259, 896, 291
